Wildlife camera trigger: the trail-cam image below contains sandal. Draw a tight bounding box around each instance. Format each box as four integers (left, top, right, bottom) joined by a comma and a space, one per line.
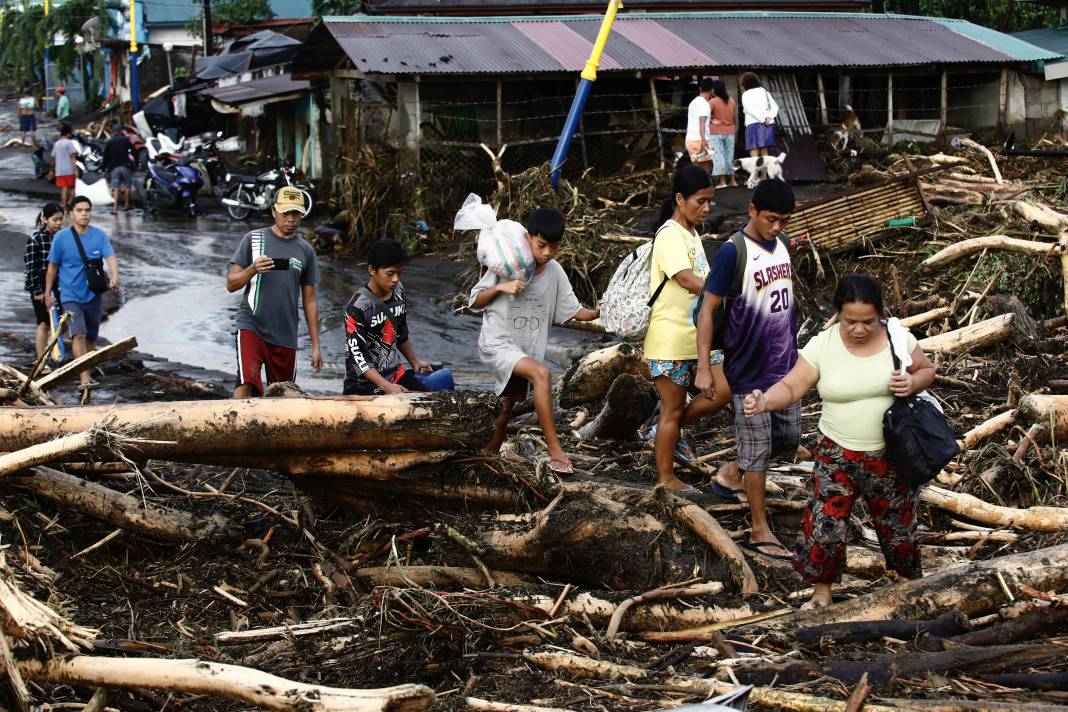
707, 480, 744, 503
740, 532, 793, 562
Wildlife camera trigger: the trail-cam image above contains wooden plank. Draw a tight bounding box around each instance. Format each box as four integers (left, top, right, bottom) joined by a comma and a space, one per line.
939, 70, 948, 136
887, 72, 894, 146
649, 77, 665, 170
34, 338, 138, 391
817, 73, 828, 127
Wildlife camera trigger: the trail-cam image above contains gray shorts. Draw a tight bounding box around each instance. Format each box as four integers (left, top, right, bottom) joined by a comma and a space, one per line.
63, 297, 103, 342
108, 166, 133, 190
733, 393, 801, 473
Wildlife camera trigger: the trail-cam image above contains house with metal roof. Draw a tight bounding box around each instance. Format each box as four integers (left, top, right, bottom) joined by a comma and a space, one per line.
362, 0, 868, 16
292, 11, 1060, 186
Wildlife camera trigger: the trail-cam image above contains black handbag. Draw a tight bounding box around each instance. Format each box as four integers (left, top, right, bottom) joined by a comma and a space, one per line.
70, 230, 109, 294
882, 330, 960, 489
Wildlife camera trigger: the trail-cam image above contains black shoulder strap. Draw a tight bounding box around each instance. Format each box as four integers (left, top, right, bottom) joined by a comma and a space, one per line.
69, 229, 91, 269
885, 323, 902, 372
358, 286, 396, 330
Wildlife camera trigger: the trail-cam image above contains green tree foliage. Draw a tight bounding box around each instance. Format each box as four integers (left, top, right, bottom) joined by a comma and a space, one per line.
312, 0, 362, 17
874, 0, 1058, 32
45, 0, 118, 81
0, 4, 47, 90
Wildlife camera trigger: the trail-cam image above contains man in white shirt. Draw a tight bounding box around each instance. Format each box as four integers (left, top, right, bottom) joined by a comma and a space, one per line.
685, 78, 715, 171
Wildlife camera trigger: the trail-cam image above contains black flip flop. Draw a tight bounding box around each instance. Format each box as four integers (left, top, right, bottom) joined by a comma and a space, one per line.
740, 532, 794, 562
707, 480, 744, 503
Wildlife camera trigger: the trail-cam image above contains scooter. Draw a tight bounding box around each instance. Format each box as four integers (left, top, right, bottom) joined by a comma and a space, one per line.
189, 135, 229, 199
222, 166, 312, 220
143, 153, 204, 216
72, 131, 105, 174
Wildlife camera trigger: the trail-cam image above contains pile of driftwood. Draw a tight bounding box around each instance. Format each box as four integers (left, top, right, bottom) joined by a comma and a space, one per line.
1, 147, 1068, 711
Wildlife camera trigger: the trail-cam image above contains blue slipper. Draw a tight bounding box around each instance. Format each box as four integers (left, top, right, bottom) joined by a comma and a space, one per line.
646, 424, 696, 462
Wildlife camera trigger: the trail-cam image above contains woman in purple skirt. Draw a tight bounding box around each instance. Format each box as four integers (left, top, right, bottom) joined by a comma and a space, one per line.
740, 72, 779, 157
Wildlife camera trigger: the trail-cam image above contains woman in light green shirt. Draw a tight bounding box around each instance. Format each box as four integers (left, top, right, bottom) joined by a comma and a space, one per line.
743, 274, 936, 610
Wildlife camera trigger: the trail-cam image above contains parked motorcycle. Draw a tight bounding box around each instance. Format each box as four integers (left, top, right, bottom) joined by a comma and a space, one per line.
143, 154, 204, 216
32, 139, 53, 180
71, 131, 105, 174
222, 166, 312, 220
187, 134, 229, 199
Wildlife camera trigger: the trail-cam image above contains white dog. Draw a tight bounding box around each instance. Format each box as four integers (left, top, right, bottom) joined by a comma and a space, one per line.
732, 152, 787, 189
832, 105, 862, 151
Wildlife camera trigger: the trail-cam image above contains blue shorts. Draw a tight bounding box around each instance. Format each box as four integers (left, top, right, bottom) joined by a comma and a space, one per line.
63, 296, 103, 342
649, 351, 724, 389
19, 114, 36, 133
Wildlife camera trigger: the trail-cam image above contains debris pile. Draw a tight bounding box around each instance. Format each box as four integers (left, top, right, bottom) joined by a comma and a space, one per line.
0, 142, 1067, 711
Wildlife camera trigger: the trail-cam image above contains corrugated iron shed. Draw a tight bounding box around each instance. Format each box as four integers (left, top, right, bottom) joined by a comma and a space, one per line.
364, 0, 868, 16
202, 74, 311, 105
310, 12, 1061, 77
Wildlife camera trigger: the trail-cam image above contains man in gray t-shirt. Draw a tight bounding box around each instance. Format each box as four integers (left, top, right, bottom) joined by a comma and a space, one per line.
50, 123, 79, 209
227, 187, 321, 397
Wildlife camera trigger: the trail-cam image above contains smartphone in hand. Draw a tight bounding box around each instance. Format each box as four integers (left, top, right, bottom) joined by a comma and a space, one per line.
272, 258, 291, 271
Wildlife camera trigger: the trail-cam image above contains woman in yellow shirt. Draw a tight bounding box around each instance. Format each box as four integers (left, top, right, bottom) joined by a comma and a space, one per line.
644, 165, 731, 498
743, 274, 936, 609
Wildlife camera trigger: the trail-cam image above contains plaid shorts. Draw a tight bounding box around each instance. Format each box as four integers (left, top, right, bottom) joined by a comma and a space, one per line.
649, 351, 725, 388
733, 394, 801, 473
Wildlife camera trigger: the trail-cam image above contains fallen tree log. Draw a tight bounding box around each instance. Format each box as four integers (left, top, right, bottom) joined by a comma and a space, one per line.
661, 493, 758, 596
16, 655, 435, 712
558, 344, 651, 409
575, 374, 657, 441
199, 451, 456, 480
478, 485, 728, 589
525, 590, 757, 634
355, 566, 535, 589
8, 467, 239, 543
919, 182, 983, 206
1017, 393, 1068, 439
921, 484, 1068, 531
1012, 200, 1068, 234
918, 314, 1015, 354
921, 235, 1059, 271
758, 541, 1068, 629
34, 337, 137, 391
961, 409, 1017, 449
950, 604, 1068, 647
0, 392, 499, 457
972, 672, 1068, 692
900, 306, 951, 328
795, 610, 969, 646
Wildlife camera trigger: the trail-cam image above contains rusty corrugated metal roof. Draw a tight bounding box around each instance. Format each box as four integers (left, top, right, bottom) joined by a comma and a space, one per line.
317, 12, 1060, 76
202, 74, 311, 105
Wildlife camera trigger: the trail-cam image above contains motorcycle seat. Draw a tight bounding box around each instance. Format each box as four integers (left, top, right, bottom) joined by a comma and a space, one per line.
229, 173, 261, 184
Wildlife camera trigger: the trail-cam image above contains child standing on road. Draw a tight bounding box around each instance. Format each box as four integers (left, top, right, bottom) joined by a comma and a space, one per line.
343, 239, 452, 395
470, 208, 600, 475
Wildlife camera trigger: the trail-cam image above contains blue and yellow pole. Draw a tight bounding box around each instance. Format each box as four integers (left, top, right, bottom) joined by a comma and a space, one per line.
548, 0, 622, 187
129, 0, 140, 111
43, 0, 51, 113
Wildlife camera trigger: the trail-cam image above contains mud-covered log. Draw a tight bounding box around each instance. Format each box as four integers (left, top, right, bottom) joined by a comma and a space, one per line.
950, 604, 1068, 647
558, 344, 651, 409
199, 451, 456, 480
575, 374, 657, 441
9, 466, 239, 543
478, 486, 726, 589
961, 409, 1017, 449
921, 235, 1059, 271
921, 484, 1068, 531
0, 393, 499, 457
973, 672, 1068, 692
1017, 393, 1068, 439
795, 610, 969, 646
1012, 200, 1068, 233
760, 541, 1068, 629
16, 655, 435, 712
918, 314, 1014, 354
355, 566, 535, 588
730, 642, 1066, 688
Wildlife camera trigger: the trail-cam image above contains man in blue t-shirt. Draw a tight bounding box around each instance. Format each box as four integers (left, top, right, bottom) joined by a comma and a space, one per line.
695, 178, 798, 563
44, 196, 120, 390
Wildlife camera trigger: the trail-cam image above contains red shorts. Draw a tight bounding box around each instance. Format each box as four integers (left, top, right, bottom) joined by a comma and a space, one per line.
235, 329, 296, 395
55, 174, 76, 188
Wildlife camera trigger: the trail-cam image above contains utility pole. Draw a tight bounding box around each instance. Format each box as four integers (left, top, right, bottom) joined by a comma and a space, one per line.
44, 0, 51, 113
203, 0, 213, 55
129, 0, 140, 111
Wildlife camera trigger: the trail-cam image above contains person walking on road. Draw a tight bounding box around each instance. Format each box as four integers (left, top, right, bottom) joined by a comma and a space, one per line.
227, 187, 322, 398
55, 87, 70, 121
44, 196, 119, 392
49, 123, 79, 210
24, 202, 65, 361
101, 123, 134, 214
18, 91, 37, 146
